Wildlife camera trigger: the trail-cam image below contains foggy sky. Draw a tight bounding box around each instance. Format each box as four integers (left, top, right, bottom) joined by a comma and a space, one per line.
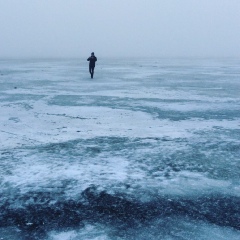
0, 0, 240, 58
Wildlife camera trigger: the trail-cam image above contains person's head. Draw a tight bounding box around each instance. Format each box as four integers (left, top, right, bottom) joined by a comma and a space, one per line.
91, 52, 94, 56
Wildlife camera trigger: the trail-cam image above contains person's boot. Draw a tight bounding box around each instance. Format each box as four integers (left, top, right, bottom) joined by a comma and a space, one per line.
91, 73, 93, 79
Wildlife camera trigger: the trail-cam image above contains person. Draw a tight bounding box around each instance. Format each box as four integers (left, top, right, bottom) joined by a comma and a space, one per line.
87, 52, 97, 78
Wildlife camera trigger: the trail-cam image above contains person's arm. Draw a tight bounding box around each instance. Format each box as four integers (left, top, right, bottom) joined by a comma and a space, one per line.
95, 57, 97, 62
87, 57, 90, 61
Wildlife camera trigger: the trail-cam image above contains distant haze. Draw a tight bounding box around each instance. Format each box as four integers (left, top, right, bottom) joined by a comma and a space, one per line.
0, 0, 240, 58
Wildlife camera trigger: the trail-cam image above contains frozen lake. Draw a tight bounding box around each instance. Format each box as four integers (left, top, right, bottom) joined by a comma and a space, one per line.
0, 58, 240, 239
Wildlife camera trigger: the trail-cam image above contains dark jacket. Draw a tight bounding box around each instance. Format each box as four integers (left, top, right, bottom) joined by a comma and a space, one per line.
87, 56, 97, 67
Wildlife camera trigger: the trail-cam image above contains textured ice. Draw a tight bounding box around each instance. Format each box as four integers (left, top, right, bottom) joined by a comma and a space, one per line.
0, 58, 239, 239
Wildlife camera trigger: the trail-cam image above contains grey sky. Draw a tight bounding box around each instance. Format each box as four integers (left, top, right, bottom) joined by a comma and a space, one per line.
0, 0, 239, 58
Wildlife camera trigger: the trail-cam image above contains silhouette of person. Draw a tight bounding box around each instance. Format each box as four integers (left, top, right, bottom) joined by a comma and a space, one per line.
87, 52, 97, 78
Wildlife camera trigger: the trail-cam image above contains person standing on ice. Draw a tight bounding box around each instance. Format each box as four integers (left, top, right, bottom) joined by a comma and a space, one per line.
87, 52, 97, 78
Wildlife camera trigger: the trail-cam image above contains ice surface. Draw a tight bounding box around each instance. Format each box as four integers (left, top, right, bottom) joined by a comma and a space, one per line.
0, 58, 239, 239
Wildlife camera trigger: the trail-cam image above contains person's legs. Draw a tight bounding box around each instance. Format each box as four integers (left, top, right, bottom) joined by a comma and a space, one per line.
90, 66, 94, 78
